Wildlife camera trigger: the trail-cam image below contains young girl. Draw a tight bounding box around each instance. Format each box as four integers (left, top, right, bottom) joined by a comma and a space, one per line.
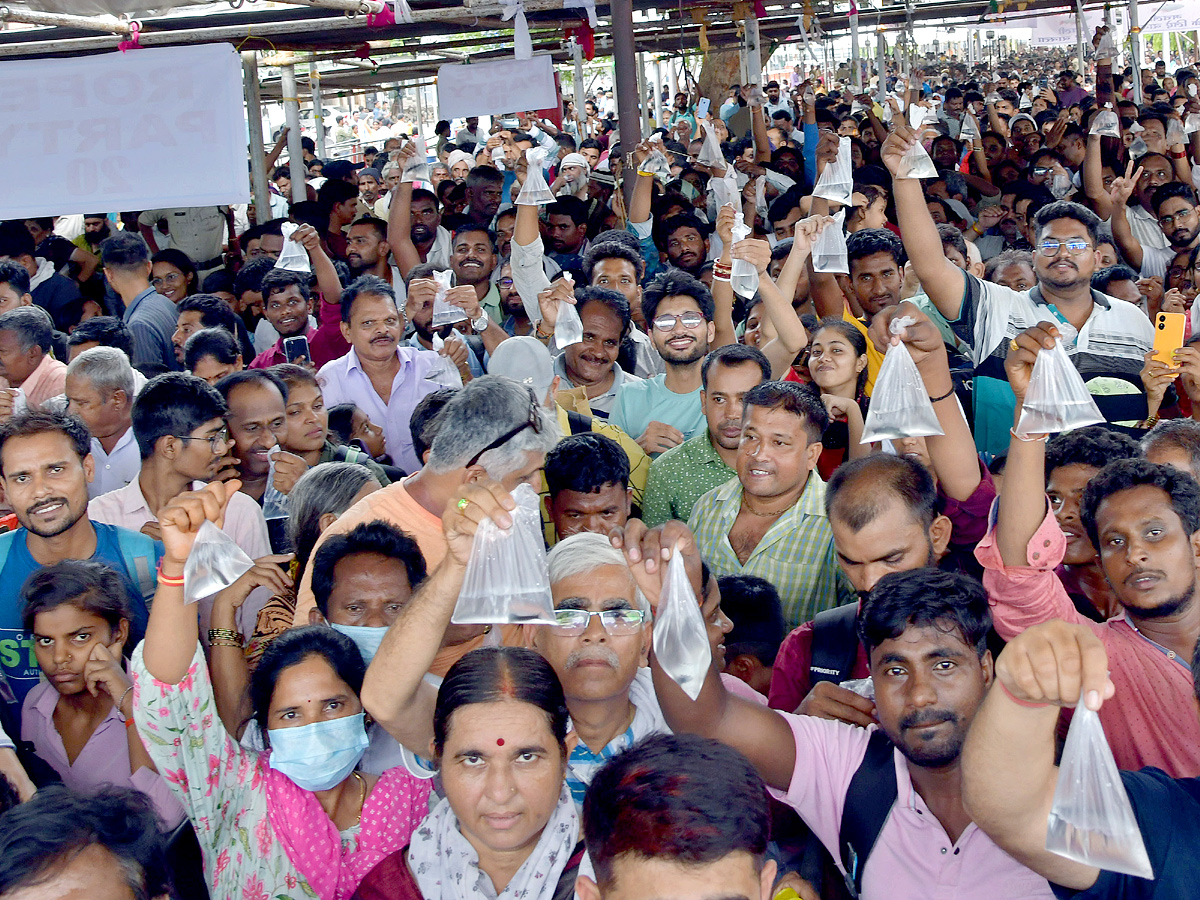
807, 318, 872, 480
21, 560, 183, 828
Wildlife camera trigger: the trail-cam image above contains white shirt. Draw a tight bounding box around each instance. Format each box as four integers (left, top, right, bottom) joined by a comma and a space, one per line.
1127, 203, 1171, 253
87, 428, 141, 499
316, 345, 442, 473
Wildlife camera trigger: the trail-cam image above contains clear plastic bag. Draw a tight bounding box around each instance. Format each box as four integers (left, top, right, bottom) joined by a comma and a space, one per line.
730, 210, 760, 299
839, 677, 875, 701
425, 333, 464, 388
1014, 338, 1104, 437
1166, 117, 1186, 147
516, 147, 555, 206
431, 269, 467, 327
908, 103, 938, 130
1045, 692, 1154, 880
1090, 109, 1121, 138
812, 136, 853, 206
183, 520, 256, 606
896, 139, 938, 179
959, 111, 981, 142
812, 209, 849, 274
860, 316, 945, 443
710, 167, 739, 210
275, 222, 312, 274
554, 273, 584, 348
1095, 29, 1118, 59
1186, 114, 1200, 137
638, 136, 673, 180
451, 483, 556, 625
1127, 136, 1149, 158
401, 135, 431, 184
652, 551, 712, 700
697, 119, 724, 169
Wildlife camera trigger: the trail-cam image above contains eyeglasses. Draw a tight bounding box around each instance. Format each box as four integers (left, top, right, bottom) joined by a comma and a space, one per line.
1158, 207, 1197, 228
549, 608, 646, 636
1032, 166, 1054, 177
1039, 238, 1091, 257
174, 428, 230, 453
151, 273, 183, 287
652, 311, 706, 332
465, 388, 541, 468
497, 278, 515, 289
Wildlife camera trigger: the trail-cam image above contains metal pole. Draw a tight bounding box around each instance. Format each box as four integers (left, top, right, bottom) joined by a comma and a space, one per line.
668, 58, 678, 99
653, 58, 664, 127
1129, 0, 1144, 104
745, 13, 763, 89
636, 51, 647, 138
850, 2, 861, 91
877, 30, 887, 103
572, 39, 586, 137
413, 82, 425, 139
0, 5, 131, 32
310, 63, 327, 159
1075, 0, 1087, 79
280, 63, 307, 203
243, 52, 273, 225
611, 0, 641, 181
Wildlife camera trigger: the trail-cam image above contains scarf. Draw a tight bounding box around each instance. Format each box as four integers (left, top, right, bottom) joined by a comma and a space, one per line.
408, 783, 578, 900
263, 760, 432, 900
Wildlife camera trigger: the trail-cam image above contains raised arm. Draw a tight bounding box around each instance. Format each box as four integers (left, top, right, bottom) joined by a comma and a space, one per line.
1106, 159, 1145, 271
292, 224, 342, 308
961, 620, 1113, 892
361, 480, 517, 753
387, 179, 422, 277
880, 125, 967, 320
627, 140, 656, 227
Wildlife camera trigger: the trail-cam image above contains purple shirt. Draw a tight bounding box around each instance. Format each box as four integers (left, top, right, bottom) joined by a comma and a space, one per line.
22, 679, 185, 828
771, 712, 1053, 899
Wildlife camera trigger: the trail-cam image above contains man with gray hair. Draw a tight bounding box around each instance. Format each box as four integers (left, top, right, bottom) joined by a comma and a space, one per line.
292, 373, 561, 625
65, 347, 139, 498
1141, 419, 1200, 483
0, 306, 66, 421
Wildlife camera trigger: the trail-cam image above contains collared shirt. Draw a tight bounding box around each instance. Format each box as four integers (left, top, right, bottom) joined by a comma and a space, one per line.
14, 352, 67, 411
689, 474, 853, 626
122, 286, 180, 375
88, 427, 140, 499
316, 345, 441, 473
137, 207, 227, 267
248, 325, 318, 370
480, 281, 503, 323
404, 333, 485, 378
552, 353, 639, 419
642, 431, 735, 528
771, 714, 1054, 899
1127, 203, 1171, 253
976, 506, 1200, 777
22, 679, 185, 829
610, 374, 705, 450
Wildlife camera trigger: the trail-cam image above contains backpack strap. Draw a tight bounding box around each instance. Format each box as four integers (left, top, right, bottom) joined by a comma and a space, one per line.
551, 840, 588, 900
565, 410, 592, 435
808, 601, 861, 687
115, 527, 159, 604
839, 730, 899, 898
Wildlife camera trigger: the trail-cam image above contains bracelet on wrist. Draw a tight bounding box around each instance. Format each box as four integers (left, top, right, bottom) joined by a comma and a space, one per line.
156, 561, 185, 586
928, 385, 956, 403
1009, 426, 1048, 443
535, 322, 554, 340
208, 628, 242, 646
115, 685, 134, 720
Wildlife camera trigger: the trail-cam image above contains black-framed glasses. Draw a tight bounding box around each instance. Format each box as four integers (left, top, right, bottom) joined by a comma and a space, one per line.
174, 428, 230, 453
652, 311, 706, 332
465, 389, 540, 468
549, 608, 646, 636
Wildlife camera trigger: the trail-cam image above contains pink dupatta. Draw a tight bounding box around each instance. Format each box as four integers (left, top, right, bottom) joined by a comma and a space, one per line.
263, 761, 432, 900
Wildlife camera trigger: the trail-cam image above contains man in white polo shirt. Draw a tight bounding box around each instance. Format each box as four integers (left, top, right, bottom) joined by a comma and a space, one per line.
65, 347, 140, 499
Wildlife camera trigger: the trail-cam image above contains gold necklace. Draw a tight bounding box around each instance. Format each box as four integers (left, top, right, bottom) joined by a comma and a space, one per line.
352, 771, 367, 826
740, 496, 786, 518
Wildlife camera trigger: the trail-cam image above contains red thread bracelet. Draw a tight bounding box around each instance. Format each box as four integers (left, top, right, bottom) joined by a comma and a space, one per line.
997, 679, 1052, 709
156, 562, 185, 586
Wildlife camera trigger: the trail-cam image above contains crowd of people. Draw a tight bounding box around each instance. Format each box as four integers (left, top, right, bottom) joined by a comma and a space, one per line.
0, 29, 1199, 900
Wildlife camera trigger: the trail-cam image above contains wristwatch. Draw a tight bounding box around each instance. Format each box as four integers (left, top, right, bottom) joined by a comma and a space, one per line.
471, 313, 490, 334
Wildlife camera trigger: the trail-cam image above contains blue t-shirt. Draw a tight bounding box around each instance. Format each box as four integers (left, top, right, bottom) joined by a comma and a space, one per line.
610, 374, 705, 452
0, 523, 158, 719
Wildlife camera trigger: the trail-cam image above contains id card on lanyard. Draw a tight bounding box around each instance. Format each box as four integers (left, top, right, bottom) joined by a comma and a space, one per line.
1045, 303, 1080, 350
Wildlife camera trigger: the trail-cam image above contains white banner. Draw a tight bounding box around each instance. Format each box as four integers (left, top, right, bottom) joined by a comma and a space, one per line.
0, 44, 248, 219
1029, 1, 1200, 46
437, 56, 558, 119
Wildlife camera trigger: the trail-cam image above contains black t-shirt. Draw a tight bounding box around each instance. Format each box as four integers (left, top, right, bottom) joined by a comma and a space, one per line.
1051, 767, 1200, 899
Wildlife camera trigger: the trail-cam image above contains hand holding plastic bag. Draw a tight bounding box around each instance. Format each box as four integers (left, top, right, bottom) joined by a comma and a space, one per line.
1090, 109, 1121, 138
697, 119, 725, 169
516, 147, 555, 205
275, 222, 312, 274
860, 316, 945, 443
554, 273, 583, 348
400, 135, 431, 184
729, 211, 759, 299
653, 551, 712, 700
1014, 338, 1104, 437
811, 209, 848, 274
1165, 117, 1186, 147
812, 136, 853, 206
452, 483, 556, 625
425, 333, 464, 388
431, 269, 468, 327
638, 135, 673, 180
1046, 691, 1154, 880
1186, 114, 1200, 136
183, 521, 256, 606
896, 136, 938, 179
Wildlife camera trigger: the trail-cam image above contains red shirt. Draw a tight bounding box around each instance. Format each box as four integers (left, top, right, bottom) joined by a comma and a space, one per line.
249, 296, 348, 369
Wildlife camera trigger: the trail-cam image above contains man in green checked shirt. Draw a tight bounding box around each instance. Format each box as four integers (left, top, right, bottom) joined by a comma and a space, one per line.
689, 380, 854, 626
642, 344, 770, 528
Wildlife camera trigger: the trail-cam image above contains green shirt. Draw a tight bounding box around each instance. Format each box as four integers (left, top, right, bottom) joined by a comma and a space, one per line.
688, 474, 853, 626
642, 432, 735, 528
319, 441, 392, 486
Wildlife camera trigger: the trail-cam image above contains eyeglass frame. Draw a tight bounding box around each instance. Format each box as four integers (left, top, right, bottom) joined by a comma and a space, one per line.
548, 607, 647, 636
173, 427, 231, 453
651, 311, 707, 332
151, 272, 185, 287
464, 388, 541, 468
1158, 207, 1197, 229
1038, 238, 1092, 258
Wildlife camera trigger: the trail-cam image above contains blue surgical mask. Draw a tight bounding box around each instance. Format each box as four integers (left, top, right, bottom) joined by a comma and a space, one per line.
268, 712, 370, 792
330, 623, 387, 666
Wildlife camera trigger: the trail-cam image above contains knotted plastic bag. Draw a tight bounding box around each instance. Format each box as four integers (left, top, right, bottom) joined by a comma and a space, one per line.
730, 210, 760, 299
860, 316, 945, 443
1045, 692, 1154, 880
554, 273, 583, 348
959, 111, 981, 142
1128, 136, 1150, 158
697, 119, 724, 169
401, 135, 431, 184
1166, 117, 1186, 147
812, 210, 849, 274
275, 222, 312, 274
1090, 109, 1121, 138
638, 135, 673, 180
653, 551, 712, 701
1186, 114, 1200, 136
896, 137, 938, 179
1095, 29, 1118, 59
813, 136, 853, 206
452, 483, 556, 625
425, 333, 463, 388
516, 147, 555, 205
431, 269, 468, 327
183, 520, 256, 606
1014, 338, 1104, 437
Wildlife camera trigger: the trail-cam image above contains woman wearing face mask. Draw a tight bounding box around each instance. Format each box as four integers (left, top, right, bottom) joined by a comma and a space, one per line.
274, 365, 391, 486
807, 319, 871, 480
20, 561, 184, 829
132, 480, 431, 900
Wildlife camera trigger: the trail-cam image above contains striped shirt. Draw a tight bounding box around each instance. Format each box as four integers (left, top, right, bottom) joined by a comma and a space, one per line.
689, 474, 854, 626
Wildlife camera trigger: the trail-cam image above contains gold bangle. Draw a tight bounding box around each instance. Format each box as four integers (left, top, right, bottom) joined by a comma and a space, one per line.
208, 628, 241, 645
210, 639, 243, 649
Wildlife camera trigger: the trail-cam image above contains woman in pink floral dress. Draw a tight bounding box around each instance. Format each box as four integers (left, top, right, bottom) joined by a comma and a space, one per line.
130, 480, 431, 900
